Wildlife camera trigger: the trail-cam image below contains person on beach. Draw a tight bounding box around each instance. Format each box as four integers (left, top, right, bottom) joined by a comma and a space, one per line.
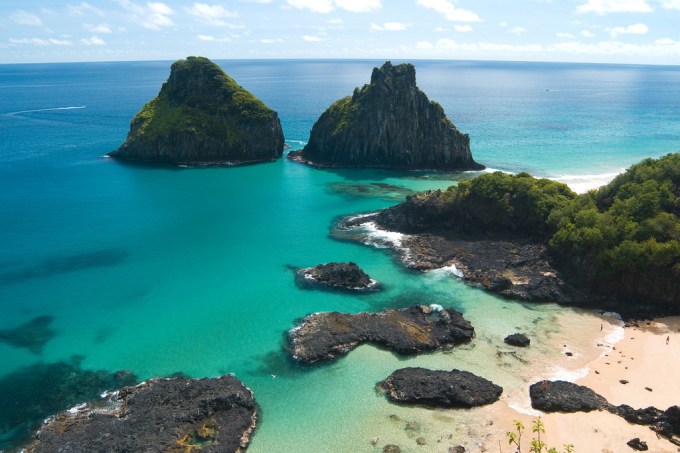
667, 336, 670, 345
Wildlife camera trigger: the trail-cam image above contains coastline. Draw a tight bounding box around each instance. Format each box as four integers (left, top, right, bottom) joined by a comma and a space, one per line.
476, 316, 680, 453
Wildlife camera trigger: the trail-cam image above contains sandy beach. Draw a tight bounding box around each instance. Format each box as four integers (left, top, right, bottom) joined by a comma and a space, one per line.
474, 316, 680, 453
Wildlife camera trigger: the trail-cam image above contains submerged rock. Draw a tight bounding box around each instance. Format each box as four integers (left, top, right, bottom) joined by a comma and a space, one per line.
504, 333, 530, 347
289, 61, 483, 170
529, 380, 608, 413
377, 367, 502, 408
0, 315, 56, 354
295, 261, 380, 292
25, 375, 258, 453
110, 56, 284, 165
287, 305, 474, 364
0, 356, 137, 451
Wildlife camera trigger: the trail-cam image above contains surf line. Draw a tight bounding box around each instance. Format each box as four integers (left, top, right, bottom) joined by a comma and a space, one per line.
4, 105, 86, 116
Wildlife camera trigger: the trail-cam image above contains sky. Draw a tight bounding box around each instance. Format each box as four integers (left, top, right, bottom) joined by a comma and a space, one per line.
2, 0, 680, 64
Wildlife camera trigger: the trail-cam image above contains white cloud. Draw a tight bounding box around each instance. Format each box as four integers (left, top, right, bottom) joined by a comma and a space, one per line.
118, 1, 174, 30
454, 24, 473, 32
11, 11, 44, 26
661, 0, 680, 8
326, 18, 344, 29
607, 23, 648, 37
198, 34, 232, 42
260, 38, 283, 43
656, 37, 675, 44
416, 0, 480, 22
9, 37, 73, 46
371, 22, 411, 31
303, 35, 325, 41
84, 23, 113, 33
68, 2, 105, 17
581, 30, 596, 37
557, 32, 575, 39
286, 0, 380, 13
287, 0, 334, 13
186, 3, 238, 26
434, 26, 449, 32
509, 26, 526, 35
576, 0, 652, 14
417, 40, 434, 49
334, 0, 381, 12
81, 35, 106, 45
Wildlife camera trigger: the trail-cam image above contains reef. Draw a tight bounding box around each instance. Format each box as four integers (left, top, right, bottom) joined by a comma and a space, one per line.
287, 305, 474, 364
288, 61, 483, 171
0, 356, 137, 451
377, 367, 502, 408
110, 56, 284, 165
25, 375, 258, 453
294, 261, 380, 292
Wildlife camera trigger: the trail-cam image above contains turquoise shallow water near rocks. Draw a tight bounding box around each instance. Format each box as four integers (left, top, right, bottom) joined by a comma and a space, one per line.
0, 60, 679, 451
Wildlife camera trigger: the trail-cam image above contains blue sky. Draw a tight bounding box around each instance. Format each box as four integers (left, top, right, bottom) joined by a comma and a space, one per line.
2, 0, 680, 64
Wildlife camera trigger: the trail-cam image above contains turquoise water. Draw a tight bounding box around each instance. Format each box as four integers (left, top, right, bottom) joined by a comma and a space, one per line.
0, 60, 678, 451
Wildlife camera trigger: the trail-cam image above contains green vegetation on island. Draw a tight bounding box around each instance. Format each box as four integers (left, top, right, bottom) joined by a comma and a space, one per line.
110, 56, 284, 165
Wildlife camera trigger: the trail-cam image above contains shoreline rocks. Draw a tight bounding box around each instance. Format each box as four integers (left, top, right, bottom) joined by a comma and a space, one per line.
25, 375, 258, 453
288, 61, 483, 171
377, 367, 502, 408
504, 333, 530, 347
287, 305, 474, 364
295, 261, 381, 292
110, 56, 284, 166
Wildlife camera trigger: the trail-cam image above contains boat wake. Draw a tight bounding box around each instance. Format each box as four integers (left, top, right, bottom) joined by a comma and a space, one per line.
4, 105, 87, 116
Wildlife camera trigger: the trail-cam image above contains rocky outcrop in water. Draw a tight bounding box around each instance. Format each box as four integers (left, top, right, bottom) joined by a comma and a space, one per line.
295, 261, 380, 292
25, 375, 258, 453
287, 305, 474, 364
504, 333, 530, 347
110, 56, 284, 165
288, 61, 483, 170
377, 367, 502, 408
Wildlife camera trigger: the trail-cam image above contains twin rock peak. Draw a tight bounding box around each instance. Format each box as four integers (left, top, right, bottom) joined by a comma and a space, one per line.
110, 57, 484, 170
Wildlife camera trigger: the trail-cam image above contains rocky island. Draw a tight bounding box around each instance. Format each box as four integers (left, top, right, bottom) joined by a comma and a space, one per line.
110, 56, 284, 165
288, 61, 484, 170
377, 367, 503, 408
25, 375, 258, 453
294, 261, 381, 292
287, 305, 474, 364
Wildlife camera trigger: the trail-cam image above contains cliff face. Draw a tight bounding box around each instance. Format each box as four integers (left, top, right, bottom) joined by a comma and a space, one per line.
290, 61, 483, 170
110, 56, 284, 165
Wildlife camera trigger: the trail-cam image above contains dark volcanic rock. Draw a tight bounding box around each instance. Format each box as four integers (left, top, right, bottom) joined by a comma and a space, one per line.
613, 404, 664, 425
295, 261, 380, 292
0, 356, 137, 451
287, 305, 474, 364
626, 438, 648, 451
25, 375, 258, 453
529, 380, 608, 413
377, 367, 502, 408
110, 56, 284, 165
663, 405, 680, 436
504, 333, 530, 347
288, 61, 483, 170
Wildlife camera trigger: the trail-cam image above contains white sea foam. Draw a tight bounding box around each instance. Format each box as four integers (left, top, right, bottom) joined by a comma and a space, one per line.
429, 303, 444, 312
545, 365, 590, 382
428, 263, 464, 279
508, 401, 542, 417
360, 221, 404, 249
552, 170, 624, 194
5, 105, 86, 116
67, 403, 88, 414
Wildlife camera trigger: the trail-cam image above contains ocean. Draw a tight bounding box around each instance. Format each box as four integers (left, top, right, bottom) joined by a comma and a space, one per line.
0, 59, 678, 451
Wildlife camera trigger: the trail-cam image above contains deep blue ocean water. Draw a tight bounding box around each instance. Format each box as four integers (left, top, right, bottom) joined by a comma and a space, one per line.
0, 60, 679, 451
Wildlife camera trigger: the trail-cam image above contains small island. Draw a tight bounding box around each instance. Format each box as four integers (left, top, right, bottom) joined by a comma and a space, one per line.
288, 61, 484, 171
110, 56, 284, 166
